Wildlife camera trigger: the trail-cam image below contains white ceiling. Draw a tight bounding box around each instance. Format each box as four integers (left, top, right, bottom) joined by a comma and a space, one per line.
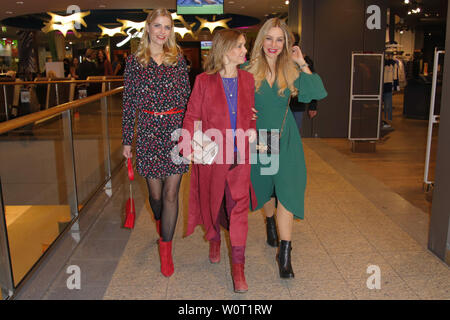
0, 0, 289, 21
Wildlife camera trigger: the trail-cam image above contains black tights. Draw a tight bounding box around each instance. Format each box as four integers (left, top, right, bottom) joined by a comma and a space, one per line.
146, 174, 182, 242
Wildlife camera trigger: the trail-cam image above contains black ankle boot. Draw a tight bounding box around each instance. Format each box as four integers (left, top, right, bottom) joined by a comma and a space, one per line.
266, 216, 279, 247
277, 240, 294, 278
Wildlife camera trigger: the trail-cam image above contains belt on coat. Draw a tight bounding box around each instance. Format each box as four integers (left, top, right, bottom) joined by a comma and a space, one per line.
143, 107, 183, 116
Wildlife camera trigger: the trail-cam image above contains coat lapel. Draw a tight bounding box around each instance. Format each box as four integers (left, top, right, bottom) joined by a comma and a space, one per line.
213, 72, 232, 131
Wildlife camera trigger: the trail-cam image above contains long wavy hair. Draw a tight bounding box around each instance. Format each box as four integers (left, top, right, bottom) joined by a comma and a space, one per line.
135, 9, 180, 67
203, 29, 245, 74
245, 18, 299, 96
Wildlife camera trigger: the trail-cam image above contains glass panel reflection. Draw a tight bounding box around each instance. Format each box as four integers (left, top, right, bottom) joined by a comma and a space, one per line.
72, 99, 108, 208
0, 115, 76, 286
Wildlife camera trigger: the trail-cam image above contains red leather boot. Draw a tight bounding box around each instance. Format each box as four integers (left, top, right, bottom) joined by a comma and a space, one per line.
232, 263, 248, 293
209, 240, 221, 264
159, 238, 174, 277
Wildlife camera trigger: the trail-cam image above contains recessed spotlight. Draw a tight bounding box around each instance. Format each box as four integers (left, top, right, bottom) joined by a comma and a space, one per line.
99, 4, 106, 8
404, 0, 409, 4
16, 1, 24, 4
5, 11, 13, 14
69, 41, 73, 44
285, 0, 290, 5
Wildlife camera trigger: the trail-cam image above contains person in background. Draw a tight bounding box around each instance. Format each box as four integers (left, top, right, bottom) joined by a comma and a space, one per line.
289, 55, 318, 131
63, 58, 70, 77
289, 33, 318, 131
383, 52, 398, 128
77, 49, 97, 80
112, 54, 124, 76
122, 8, 191, 278
70, 57, 79, 79
97, 49, 113, 76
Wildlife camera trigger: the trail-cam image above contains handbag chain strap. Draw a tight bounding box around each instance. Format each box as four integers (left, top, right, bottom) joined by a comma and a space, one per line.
279, 96, 291, 139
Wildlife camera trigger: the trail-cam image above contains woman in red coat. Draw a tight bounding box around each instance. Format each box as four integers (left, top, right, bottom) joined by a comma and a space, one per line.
181, 29, 257, 293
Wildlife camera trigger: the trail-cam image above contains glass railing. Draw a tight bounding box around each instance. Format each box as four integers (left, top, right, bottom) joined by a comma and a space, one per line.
0, 84, 124, 299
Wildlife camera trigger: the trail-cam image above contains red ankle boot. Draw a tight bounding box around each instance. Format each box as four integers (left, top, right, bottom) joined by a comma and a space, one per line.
232, 264, 248, 293
159, 238, 174, 277
209, 240, 220, 264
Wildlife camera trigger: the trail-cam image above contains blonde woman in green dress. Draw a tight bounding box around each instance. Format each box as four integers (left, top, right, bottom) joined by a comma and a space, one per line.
244, 18, 327, 278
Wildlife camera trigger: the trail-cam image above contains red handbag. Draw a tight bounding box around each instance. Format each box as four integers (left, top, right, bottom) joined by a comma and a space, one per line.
123, 158, 135, 229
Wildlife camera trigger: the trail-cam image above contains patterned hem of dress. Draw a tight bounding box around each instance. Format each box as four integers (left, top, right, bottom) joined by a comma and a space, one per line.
137, 167, 189, 179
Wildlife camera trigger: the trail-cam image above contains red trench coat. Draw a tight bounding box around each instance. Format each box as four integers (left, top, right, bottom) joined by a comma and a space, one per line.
181, 69, 258, 241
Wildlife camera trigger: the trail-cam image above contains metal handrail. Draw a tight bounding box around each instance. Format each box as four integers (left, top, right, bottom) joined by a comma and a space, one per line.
0, 79, 123, 85
0, 86, 123, 134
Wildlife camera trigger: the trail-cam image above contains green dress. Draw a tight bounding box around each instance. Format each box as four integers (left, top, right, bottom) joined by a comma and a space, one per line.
250, 72, 327, 219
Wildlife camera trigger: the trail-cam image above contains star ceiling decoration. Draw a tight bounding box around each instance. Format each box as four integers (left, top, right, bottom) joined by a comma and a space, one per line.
41, 11, 90, 37
116, 19, 146, 33
98, 25, 126, 37
99, 11, 232, 42
195, 16, 232, 34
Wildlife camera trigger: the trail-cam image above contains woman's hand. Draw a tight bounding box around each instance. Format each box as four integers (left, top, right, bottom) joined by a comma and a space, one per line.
252, 107, 258, 120
291, 46, 306, 66
308, 110, 318, 118
123, 145, 132, 159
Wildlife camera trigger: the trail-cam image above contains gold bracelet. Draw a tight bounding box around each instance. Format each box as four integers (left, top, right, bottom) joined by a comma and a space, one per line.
299, 62, 309, 69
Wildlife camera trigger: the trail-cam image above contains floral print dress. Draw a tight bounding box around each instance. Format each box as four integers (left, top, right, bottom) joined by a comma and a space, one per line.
122, 54, 190, 179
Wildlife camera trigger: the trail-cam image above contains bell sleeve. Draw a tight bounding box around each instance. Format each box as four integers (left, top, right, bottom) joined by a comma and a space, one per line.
296, 72, 328, 103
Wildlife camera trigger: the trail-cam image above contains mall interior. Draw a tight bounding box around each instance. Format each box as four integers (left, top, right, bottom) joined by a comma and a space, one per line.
0, 0, 449, 300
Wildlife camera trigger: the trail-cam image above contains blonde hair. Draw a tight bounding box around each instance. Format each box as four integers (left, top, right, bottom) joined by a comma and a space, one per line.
245, 18, 299, 96
135, 9, 181, 67
203, 29, 245, 74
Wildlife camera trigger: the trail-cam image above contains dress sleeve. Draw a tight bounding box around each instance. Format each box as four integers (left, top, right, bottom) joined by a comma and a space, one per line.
122, 55, 138, 146
296, 72, 328, 103
180, 74, 205, 157
177, 56, 191, 110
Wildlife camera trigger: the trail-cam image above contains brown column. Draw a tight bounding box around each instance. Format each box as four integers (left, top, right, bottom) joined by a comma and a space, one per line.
428, 4, 450, 265
292, 0, 387, 138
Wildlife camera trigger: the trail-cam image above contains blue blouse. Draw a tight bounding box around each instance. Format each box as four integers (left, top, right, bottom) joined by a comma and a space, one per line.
222, 77, 238, 151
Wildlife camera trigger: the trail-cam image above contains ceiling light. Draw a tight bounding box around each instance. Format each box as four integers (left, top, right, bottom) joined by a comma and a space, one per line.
16, 1, 24, 4
99, 4, 106, 8
404, 0, 409, 4
5, 11, 13, 14
408, 11, 411, 15
400, 30, 404, 34
228, 1, 235, 4
285, 0, 290, 4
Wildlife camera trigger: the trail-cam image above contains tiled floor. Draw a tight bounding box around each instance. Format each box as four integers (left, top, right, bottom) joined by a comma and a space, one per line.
322, 91, 437, 214
22, 138, 449, 300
